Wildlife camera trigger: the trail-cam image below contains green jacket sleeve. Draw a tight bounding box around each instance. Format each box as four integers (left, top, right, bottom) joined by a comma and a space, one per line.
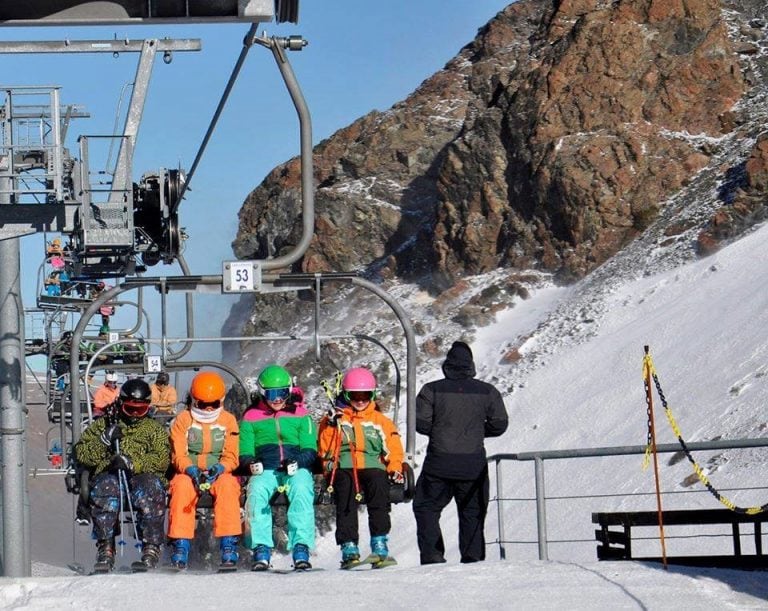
238, 421, 256, 466
296, 415, 317, 470
74, 418, 112, 474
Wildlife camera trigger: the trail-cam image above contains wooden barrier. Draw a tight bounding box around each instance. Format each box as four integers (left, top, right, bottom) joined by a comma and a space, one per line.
592, 509, 768, 569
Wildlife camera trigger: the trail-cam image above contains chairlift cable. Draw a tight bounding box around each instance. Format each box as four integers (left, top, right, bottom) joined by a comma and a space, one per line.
173, 23, 259, 213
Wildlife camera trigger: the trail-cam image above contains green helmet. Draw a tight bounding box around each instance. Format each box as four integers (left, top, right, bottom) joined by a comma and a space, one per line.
258, 365, 291, 390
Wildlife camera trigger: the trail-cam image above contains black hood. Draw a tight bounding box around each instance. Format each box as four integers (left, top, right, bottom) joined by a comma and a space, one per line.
441, 341, 476, 380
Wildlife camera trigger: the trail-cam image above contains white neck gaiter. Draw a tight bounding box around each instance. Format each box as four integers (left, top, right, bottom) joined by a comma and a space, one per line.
191, 406, 222, 423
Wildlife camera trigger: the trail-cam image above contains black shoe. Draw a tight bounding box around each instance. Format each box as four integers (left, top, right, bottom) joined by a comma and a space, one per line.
460, 556, 482, 564
420, 555, 447, 565
140, 543, 161, 569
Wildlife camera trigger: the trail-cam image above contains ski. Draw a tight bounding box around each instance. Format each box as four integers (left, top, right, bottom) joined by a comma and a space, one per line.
217, 563, 238, 573
340, 558, 367, 570
268, 567, 324, 574
68, 563, 86, 575
341, 554, 397, 570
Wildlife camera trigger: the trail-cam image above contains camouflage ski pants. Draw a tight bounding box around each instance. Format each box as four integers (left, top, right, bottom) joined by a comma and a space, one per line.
90, 472, 166, 545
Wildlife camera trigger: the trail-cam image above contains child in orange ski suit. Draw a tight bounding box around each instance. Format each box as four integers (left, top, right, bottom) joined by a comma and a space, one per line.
167, 372, 241, 567
317, 367, 404, 565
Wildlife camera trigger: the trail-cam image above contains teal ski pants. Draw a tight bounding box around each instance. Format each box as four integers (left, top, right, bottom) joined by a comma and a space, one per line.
245, 468, 316, 551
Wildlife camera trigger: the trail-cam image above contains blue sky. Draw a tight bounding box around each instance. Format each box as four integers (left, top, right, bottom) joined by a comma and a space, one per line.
3, 1, 511, 347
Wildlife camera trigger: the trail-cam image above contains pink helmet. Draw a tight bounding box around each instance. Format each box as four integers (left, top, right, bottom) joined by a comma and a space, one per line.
342, 367, 377, 392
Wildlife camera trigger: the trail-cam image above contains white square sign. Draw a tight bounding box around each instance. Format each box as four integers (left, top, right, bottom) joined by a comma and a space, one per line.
144, 355, 162, 374
223, 261, 261, 293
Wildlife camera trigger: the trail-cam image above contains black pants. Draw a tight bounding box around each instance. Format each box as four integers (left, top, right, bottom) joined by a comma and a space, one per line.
90, 471, 167, 545
413, 467, 489, 564
333, 468, 391, 545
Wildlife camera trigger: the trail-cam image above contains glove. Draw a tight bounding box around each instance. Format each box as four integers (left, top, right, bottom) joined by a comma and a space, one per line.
99, 422, 122, 447
206, 463, 225, 483
249, 461, 264, 476
185, 466, 201, 482
108, 453, 134, 473
389, 471, 405, 485
281, 459, 298, 476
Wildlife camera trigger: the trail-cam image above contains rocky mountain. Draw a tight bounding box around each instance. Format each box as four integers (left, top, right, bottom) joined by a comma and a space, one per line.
226, 0, 767, 381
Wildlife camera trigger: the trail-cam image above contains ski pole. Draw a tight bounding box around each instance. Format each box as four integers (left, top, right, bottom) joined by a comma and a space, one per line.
115, 439, 141, 546
119, 469, 140, 546
116, 463, 126, 555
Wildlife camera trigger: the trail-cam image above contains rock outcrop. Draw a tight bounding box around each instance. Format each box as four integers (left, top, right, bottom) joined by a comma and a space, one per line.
231, 0, 767, 318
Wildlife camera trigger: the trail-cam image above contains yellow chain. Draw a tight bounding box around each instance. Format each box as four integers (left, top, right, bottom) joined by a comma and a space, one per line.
643, 351, 768, 514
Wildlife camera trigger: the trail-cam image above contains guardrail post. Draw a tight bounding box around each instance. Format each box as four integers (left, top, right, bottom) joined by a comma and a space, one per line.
534, 456, 548, 561
495, 457, 506, 560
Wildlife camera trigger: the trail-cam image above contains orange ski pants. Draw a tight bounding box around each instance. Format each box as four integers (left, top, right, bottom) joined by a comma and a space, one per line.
167, 472, 242, 539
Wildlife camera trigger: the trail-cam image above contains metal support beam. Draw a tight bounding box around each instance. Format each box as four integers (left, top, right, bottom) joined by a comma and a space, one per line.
0, 174, 30, 577
0, 203, 79, 240
110, 38, 157, 202
0, 39, 202, 54
0, 1, 276, 26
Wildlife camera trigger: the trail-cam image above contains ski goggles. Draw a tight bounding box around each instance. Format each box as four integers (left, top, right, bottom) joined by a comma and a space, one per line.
121, 400, 150, 418
262, 387, 290, 403
193, 399, 222, 411
343, 390, 375, 403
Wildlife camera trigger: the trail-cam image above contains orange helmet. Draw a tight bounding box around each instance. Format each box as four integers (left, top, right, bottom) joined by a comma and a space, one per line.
190, 371, 226, 403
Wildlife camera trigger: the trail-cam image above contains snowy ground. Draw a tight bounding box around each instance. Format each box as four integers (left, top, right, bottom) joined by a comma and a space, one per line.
6, 559, 768, 610
9, 223, 768, 608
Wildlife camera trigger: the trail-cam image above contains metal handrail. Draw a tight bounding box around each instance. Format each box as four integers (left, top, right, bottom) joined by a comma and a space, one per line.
488, 437, 768, 561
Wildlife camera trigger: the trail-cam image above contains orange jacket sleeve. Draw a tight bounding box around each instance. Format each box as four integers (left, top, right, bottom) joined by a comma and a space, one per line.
219, 411, 239, 473
377, 412, 404, 474
317, 417, 340, 470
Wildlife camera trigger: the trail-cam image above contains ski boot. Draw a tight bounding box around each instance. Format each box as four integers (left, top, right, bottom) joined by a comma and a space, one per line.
367, 535, 397, 568
251, 544, 271, 571
219, 536, 239, 570
140, 543, 161, 569
340, 541, 361, 569
370, 535, 389, 561
170, 538, 190, 569
292, 543, 312, 570
93, 539, 115, 573
131, 542, 161, 572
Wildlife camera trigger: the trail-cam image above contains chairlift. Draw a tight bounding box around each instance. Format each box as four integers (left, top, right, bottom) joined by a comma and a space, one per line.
44, 428, 64, 469
36, 244, 94, 310
5, 1, 313, 577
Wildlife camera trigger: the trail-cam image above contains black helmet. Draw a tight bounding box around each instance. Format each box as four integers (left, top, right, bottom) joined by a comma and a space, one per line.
120, 378, 151, 402
156, 371, 170, 385
119, 379, 152, 420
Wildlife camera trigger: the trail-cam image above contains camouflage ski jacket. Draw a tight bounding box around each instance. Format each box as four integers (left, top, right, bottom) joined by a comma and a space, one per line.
75, 416, 171, 485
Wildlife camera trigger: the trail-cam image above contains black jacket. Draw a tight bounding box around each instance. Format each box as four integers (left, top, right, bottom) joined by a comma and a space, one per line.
416, 342, 508, 479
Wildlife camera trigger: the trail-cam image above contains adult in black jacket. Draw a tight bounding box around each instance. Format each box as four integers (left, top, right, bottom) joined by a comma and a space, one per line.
413, 341, 508, 564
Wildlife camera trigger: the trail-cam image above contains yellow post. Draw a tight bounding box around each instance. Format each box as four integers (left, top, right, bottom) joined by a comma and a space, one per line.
643, 345, 668, 569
